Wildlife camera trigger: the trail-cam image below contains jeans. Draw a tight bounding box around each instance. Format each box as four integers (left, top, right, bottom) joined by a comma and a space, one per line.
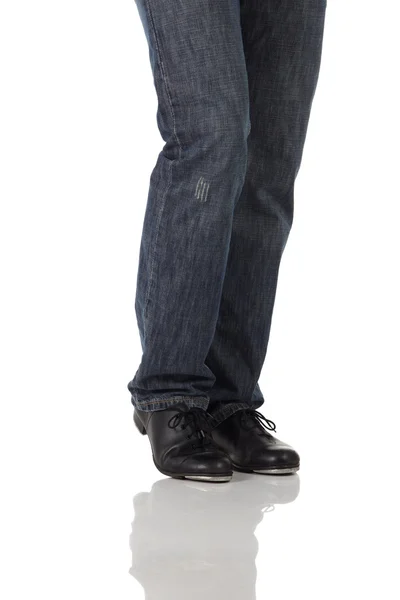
127, 0, 327, 426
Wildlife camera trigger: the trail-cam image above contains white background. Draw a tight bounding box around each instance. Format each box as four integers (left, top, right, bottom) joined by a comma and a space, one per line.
0, 1, 399, 598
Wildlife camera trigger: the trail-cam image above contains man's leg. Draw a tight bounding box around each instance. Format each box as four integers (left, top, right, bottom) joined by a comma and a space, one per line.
207, 0, 327, 426
128, 0, 250, 412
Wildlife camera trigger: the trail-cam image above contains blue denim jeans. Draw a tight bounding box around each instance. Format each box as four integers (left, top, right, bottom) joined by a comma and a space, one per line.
127, 0, 327, 426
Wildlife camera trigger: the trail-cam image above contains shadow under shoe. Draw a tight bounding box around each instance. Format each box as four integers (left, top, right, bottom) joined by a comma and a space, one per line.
134, 403, 233, 482
211, 409, 300, 475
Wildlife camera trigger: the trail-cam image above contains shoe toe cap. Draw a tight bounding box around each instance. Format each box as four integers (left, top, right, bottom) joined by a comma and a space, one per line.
251, 444, 300, 470
180, 451, 232, 475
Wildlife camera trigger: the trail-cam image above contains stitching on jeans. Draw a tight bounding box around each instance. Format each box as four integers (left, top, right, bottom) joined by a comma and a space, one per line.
134, 396, 209, 407
142, 159, 172, 331
141, 0, 182, 333
143, 0, 182, 160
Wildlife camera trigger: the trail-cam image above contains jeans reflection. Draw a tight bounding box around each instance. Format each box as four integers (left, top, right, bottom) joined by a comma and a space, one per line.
129, 473, 300, 599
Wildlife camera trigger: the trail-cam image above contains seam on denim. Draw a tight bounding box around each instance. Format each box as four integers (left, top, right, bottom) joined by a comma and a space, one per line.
143, 0, 182, 160
142, 157, 172, 332
136, 398, 208, 407
141, 1, 182, 332
132, 395, 209, 406
133, 398, 210, 412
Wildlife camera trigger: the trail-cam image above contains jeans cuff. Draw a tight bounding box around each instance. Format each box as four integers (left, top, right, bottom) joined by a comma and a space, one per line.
130, 393, 209, 412
207, 402, 254, 427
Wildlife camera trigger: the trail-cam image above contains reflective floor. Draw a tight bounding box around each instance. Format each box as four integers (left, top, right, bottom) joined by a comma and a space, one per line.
129, 473, 299, 600
126, 458, 399, 600
2, 403, 399, 599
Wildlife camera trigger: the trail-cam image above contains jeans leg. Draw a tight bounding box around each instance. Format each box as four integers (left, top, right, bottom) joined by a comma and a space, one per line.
207, 0, 327, 426
128, 0, 251, 412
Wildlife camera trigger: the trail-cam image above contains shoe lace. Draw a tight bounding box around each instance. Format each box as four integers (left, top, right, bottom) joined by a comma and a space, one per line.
167, 407, 217, 449
240, 409, 277, 433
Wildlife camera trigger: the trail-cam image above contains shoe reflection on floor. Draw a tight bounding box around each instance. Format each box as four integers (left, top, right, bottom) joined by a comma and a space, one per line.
129, 472, 300, 599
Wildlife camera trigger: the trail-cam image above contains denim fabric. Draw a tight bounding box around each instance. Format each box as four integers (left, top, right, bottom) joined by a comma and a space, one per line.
127, 0, 327, 425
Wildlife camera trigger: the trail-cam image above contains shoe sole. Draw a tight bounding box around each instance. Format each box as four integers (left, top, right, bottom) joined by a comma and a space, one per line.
231, 462, 300, 476
153, 458, 233, 483
134, 411, 232, 483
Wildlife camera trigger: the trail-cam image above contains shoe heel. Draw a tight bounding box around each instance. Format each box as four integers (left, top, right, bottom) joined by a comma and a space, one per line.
133, 410, 147, 435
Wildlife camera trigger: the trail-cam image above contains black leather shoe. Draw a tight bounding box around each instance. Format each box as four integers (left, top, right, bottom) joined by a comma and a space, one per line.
211, 409, 300, 475
134, 403, 233, 482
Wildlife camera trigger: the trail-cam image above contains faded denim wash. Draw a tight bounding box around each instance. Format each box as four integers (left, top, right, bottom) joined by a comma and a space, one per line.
127, 0, 327, 426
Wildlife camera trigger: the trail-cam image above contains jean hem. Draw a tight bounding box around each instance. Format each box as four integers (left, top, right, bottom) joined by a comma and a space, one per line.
131, 394, 209, 412
207, 402, 259, 427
